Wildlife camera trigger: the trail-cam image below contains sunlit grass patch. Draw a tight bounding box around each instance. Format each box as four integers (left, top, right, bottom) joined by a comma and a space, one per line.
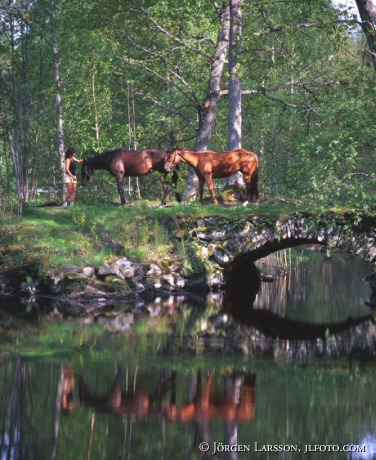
2, 199, 376, 286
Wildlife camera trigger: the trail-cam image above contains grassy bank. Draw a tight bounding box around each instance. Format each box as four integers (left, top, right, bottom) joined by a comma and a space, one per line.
0, 198, 370, 285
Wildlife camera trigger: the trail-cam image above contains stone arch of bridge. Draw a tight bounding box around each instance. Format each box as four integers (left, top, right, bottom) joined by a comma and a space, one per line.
192, 214, 376, 266
189, 214, 376, 294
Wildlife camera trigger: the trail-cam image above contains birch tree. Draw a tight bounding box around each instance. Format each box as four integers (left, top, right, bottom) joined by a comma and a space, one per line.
183, 2, 230, 200
0, 1, 36, 213
224, 0, 245, 201
119, 2, 231, 201
50, 0, 65, 199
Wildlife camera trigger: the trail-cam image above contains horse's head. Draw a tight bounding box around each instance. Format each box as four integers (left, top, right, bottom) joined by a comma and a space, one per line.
81, 160, 93, 186
164, 146, 182, 173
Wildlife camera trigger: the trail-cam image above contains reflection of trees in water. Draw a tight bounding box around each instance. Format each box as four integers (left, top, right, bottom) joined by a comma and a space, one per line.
73, 366, 256, 460
254, 247, 373, 321
1, 361, 256, 460
0, 359, 45, 460
2, 358, 376, 460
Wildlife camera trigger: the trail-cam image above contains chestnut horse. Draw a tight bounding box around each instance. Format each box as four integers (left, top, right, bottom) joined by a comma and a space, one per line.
81, 148, 180, 205
164, 146, 259, 205
164, 369, 256, 423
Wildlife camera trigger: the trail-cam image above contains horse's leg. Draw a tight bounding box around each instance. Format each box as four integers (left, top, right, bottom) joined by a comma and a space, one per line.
198, 179, 205, 204
106, 368, 123, 408
171, 168, 182, 202
116, 175, 126, 205
250, 168, 260, 202
160, 176, 168, 205
244, 174, 252, 203
205, 175, 218, 205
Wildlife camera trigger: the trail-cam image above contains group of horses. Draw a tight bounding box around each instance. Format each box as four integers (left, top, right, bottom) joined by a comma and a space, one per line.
81, 145, 260, 206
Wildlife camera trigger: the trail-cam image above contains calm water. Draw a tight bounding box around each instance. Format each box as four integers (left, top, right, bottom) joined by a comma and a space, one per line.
1, 247, 376, 460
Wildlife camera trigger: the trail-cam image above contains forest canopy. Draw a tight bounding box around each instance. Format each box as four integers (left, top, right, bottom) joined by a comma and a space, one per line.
0, 0, 375, 211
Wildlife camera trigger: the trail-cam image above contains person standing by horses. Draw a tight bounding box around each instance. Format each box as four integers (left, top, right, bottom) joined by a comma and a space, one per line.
63, 147, 83, 206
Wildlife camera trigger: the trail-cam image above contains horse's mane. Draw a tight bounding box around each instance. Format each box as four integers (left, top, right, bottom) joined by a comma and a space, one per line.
86, 149, 123, 163
146, 148, 165, 154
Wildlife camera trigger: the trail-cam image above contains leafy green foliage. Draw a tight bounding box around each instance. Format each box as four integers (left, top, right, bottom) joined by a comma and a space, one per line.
0, 0, 375, 212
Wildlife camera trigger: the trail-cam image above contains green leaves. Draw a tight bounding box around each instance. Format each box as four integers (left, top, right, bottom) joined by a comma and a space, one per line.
0, 0, 375, 211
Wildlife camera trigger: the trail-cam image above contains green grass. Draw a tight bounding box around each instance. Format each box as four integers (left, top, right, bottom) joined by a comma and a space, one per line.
0, 198, 375, 284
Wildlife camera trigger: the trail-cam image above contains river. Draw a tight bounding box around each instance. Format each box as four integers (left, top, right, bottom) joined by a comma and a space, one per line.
1, 246, 376, 460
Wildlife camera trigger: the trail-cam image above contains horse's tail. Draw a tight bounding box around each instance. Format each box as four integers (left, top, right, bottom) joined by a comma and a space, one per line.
250, 164, 260, 202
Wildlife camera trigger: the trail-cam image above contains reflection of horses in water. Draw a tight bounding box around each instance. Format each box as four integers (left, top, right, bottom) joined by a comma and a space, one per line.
81, 148, 180, 205
60, 366, 256, 424
61, 365, 76, 415
164, 146, 260, 205
78, 367, 171, 418
164, 369, 256, 423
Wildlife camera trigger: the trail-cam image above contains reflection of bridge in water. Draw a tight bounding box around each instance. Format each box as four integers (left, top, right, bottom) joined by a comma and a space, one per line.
223, 252, 376, 341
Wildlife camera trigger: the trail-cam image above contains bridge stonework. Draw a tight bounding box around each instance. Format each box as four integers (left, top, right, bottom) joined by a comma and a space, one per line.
186, 212, 376, 273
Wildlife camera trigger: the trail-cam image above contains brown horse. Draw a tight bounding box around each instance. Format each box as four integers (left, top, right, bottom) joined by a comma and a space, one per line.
81, 148, 180, 205
164, 146, 259, 205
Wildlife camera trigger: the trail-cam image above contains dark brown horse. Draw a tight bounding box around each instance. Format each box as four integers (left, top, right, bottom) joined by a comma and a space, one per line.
164, 146, 259, 205
78, 367, 171, 418
81, 148, 180, 205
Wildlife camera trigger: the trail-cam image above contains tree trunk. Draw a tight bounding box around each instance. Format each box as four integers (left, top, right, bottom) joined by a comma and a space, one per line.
21, 16, 31, 204
183, 3, 230, 201
51, 0, 65, 199
4, 4, 33, 213
355, 0, 376, 70
225, 0, 245, 198
91, 66, 100, 143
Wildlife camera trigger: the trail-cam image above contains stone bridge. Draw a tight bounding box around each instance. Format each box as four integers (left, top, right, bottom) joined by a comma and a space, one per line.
183, 211, 376, 282
179, 210, 376, 341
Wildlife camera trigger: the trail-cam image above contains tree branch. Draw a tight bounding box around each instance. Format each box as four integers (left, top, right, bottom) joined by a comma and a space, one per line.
219, 79, 349, 109
134, 7, 214, 61
248, 19, 350, 38
126, 84, 195, 126
220, 79, 348, 96
121, 55, 200, 109
259, 92, 312, 110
